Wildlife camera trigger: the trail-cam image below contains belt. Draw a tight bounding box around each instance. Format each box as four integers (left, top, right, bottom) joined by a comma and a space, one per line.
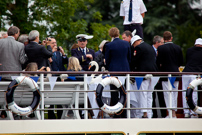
125, 23, 140, 26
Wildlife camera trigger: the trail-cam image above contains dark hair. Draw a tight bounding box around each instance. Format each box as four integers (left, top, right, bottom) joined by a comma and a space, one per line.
7, 26, 20, 36
122, 30, 132, 38
163, 31, 172, 41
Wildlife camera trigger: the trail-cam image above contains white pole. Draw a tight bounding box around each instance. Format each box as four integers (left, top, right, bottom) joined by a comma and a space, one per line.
168, 74, 172, 118
40, 73, 44, 120
126, 74, 130, 119
84, 74, 88, 119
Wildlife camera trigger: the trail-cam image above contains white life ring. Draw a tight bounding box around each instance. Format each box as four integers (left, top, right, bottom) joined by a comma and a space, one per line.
96, 77, 126, 114
6, 76, 41, 116
186, 78, 202, 114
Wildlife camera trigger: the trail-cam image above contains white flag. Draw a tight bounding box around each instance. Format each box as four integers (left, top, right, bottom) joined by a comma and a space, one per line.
48, 77, 58, 91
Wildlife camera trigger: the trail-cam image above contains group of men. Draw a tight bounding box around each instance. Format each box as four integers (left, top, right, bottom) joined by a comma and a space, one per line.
0, 0, 201, 119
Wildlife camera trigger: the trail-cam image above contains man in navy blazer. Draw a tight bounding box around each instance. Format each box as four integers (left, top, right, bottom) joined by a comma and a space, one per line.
71, 34, 95, 71
105, 27, 131, 118
48, 38, 68, 71
105, 27, 131, 71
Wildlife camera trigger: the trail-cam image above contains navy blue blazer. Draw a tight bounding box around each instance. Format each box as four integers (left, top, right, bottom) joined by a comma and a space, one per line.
105, 38, 131, 71
25, 41, 53, 69
95, 50, 101, 58
71, 47, 95, 71
51, 51, 68, 71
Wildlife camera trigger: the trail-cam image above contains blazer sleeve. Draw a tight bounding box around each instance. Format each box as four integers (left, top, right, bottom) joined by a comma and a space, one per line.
156, 47, 162, 70
178, 48, 184, 67
19, 45, 27, 64
131, 46, 142, 71
127, 44, 131, 65
42, 45, 53, 58
105, 44, 111, 69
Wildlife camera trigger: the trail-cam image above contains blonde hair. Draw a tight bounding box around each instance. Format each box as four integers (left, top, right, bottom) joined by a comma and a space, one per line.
67, 57, 82, 71
25, 62, 38, 71
25, 62, 38, 76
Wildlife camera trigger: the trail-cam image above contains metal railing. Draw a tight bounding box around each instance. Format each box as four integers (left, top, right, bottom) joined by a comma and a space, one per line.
0, 71, 201, 120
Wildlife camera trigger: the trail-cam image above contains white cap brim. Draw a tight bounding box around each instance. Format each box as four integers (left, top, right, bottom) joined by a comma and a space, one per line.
76, 34, 93, 39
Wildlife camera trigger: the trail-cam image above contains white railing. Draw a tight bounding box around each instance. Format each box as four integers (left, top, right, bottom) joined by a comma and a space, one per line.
0, 71, 201, 120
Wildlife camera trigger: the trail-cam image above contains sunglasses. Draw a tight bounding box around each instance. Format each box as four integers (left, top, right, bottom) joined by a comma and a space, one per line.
78, 38, 87, 42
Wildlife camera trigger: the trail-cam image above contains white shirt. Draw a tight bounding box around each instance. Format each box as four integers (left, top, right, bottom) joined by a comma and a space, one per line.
120, 0, 147, 25
152, 45, 157, 55
81, 47, 86, 55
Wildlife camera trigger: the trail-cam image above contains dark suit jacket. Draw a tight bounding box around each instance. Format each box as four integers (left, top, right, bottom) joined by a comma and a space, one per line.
131, 41, 158, 72
95, 50, 101, 58
156, 42, 184, 72
105, 38, 131, 71
183, 46, 202, 72
51, 51, 68, 71
25, 41, 53, 69
71, 47, 95, 71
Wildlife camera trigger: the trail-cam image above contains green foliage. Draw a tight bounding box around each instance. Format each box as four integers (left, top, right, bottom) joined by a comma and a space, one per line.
89, 23, 113, 50
1, 0, 202, 61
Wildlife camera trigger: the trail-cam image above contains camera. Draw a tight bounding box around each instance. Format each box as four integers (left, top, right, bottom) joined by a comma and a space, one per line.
57, 46, 60, 51
46, 37, 52, 42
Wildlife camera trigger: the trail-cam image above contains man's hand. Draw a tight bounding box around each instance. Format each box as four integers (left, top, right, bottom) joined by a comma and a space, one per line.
58, 46, 65, 55
86, 54, 93, 60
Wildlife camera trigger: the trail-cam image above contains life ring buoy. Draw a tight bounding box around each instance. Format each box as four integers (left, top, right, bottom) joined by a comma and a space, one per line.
96, 77, 126, 114
6, 76, 41, 116
186, 78, 202, 114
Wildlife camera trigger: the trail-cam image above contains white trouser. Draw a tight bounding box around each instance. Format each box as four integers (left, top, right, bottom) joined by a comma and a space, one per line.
136, 80, 154, 118
162, 81, 179, 112
130, 77, 159, 118
182, 75, 198, 114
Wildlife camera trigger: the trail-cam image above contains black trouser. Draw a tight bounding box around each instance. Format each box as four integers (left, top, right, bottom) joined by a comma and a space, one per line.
124, 24, 143, 39
152, 80, 167, 118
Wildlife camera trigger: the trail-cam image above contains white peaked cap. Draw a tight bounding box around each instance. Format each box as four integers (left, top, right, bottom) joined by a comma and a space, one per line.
195, 38, 202, 45
76, 34, 93, 39
130, 35, 142, 45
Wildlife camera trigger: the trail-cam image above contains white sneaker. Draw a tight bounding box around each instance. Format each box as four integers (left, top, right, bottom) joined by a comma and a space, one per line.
165, 116, 177, 118
184, 113, 190, 118
190, 114, 198, 118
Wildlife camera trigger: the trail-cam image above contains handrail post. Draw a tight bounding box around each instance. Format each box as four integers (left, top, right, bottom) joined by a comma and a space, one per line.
84, 74, 88, 119
168, 74, 172, 118
126, 74, 130, 119
40, 73, 44, 120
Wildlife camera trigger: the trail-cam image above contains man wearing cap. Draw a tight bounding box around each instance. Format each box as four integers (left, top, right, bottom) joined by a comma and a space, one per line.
71, 34, 95, 71
130, 35, 158, 118
120, 0, 147, 39
181, 38, 202, 118
156, 31, 184, 118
